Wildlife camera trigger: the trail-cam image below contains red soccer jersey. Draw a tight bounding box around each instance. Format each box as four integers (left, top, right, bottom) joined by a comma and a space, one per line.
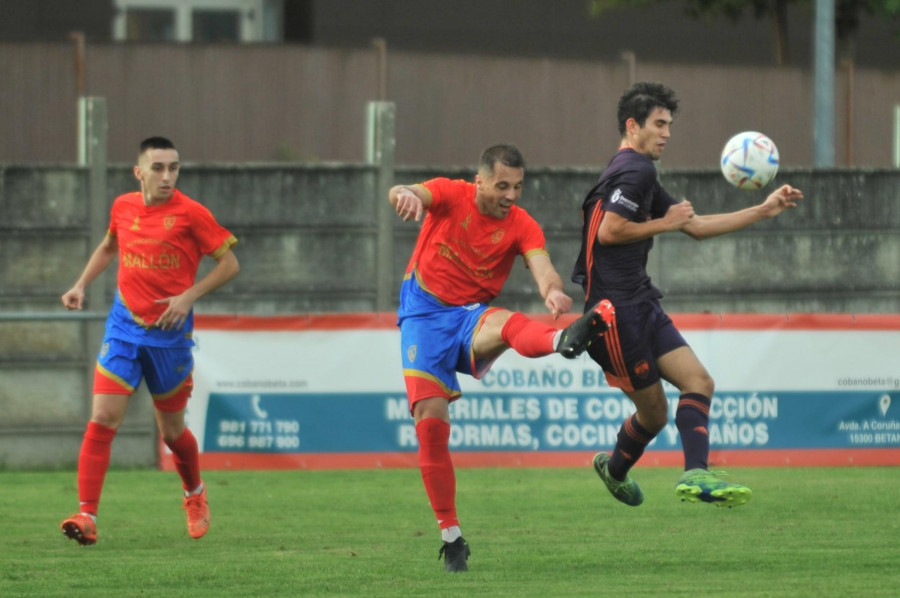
108, 189, 237, 326
406, 177, 548, 305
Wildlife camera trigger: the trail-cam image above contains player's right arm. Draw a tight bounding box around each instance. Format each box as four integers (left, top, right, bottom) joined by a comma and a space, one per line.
61, 234, 118, 310
597, 203, 695, 245
389, 184, 433, 222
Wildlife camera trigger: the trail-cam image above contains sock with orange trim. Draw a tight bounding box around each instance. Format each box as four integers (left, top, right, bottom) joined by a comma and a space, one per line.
76, 421, 117, 516
676, 392, 712, 470
608, 414, 654, 481
416, 418, 459, 532
500, 312, 557, 357
165, 428, 202, 492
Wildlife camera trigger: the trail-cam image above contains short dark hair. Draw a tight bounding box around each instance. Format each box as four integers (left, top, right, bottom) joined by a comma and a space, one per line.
617, 82, 679, 136
479, 144, 525, 174
138, 136, 176, 159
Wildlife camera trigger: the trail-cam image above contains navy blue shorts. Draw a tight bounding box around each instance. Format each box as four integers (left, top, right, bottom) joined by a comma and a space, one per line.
586, 299, 687, 392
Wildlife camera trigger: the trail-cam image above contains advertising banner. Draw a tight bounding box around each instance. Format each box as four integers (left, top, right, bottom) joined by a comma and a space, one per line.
160, 313, 900, 470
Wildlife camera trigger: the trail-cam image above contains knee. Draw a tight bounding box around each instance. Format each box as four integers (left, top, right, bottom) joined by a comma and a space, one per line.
90, 406, 125, 430
156, 413, 186, 444
637, 402, 669, 434
646, 411, 669, 434
682, 372, 715, 398
159, 428, 183, 445
90, 413, 121, 430
413, 397, 450, 424
697, 373, 715, 397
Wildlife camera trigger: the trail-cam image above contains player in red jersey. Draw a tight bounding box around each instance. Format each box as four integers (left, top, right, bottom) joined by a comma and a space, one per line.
59, 137, 239, 545
390, 144, 612, 572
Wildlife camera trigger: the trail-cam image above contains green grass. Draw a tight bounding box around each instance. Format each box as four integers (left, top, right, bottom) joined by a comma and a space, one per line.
1, 466, 898, 597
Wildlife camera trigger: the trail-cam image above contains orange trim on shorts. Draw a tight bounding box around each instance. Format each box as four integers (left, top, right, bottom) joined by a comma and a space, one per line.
404, 370, 462, 401
93, 364, 135, 395
152, 375, 194, 413
601, 310, 634, 392
403, 375, 463, 415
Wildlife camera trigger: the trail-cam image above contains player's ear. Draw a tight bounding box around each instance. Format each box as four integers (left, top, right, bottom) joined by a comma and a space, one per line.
626, 118, 639, 136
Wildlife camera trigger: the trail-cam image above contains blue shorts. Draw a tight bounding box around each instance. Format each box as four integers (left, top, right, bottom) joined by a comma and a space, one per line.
397, 276, 496, 405
586, 299, 688, 392
95, 336, 194, 400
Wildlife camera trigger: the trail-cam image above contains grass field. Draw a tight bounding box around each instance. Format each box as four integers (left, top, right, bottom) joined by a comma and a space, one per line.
1, 466, 898, 597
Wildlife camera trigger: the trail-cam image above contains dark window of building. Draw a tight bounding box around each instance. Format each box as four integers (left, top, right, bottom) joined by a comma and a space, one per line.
126, 8, 175, 41
193, 10, 240, 42
283, 0, 312, 43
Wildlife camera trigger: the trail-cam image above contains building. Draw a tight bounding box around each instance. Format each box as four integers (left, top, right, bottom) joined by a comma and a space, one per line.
1, 0, 897, 69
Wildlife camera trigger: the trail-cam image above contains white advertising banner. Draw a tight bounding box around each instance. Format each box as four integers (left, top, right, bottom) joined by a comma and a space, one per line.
160, 313, 900, 470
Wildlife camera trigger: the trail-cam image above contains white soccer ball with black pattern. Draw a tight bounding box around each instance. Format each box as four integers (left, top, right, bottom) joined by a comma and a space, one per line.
720, 131, 779, 190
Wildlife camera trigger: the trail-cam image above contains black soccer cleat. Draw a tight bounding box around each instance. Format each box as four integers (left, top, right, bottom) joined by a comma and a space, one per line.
438, 536, 471, 572
556, 299, 614, 359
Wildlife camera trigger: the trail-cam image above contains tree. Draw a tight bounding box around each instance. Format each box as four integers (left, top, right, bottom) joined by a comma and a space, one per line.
834, 0, 900, 62
590, 0, 900, 66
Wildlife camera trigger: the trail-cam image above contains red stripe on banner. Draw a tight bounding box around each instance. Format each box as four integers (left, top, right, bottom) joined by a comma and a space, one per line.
194, 313, 399, 331
707, 449, 900, 467
159, 448, 900, 471
195, 312, 900, 332
669, 313, 900, 331
159, 451, 420, 470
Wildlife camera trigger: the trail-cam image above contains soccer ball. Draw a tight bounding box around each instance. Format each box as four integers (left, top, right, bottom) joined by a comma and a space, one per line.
720, 131, 779, 190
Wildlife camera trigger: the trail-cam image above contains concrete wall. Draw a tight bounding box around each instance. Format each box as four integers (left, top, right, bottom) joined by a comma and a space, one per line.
2, 162, 899, 468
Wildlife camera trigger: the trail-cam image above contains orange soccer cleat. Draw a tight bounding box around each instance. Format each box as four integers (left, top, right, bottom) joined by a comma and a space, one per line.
183, 485, 210, 539
61, 513, 98, 546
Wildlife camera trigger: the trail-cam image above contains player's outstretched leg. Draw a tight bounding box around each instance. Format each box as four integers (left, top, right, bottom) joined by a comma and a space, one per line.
438, 536, 471, 572
557, 299, 614, 359
675, 469, 752, 508
61, 513, 98, 546
183, 483, 211, 538
592, 452, 644, 506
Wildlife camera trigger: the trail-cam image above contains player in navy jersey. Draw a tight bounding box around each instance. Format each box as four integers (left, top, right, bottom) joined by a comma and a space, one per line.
573, 82, 803, 507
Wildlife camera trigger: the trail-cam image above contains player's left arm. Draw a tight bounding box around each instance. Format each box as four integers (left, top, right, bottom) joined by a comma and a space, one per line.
155, 248, 240, 331
525, 252, 573, 320
681, 184, 803, 241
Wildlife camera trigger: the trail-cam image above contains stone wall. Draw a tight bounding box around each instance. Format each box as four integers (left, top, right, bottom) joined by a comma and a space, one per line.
1, 162, 898, 468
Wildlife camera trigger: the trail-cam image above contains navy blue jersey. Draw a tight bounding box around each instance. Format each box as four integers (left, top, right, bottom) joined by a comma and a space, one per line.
572, 148, 680, 306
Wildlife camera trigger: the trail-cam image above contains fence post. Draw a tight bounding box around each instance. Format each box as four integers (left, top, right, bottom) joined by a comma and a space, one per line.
80, 97, 110, 313
80, 97, 109, 420
894, 104, 900, 169
366, 101, 396, 312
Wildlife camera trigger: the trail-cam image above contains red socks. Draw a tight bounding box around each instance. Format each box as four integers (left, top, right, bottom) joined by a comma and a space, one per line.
77, 422, 117, 515
165, 429, 202, 492
500, 312, 557, 357
416, 418, 458, 529
75, 424, 201, 515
